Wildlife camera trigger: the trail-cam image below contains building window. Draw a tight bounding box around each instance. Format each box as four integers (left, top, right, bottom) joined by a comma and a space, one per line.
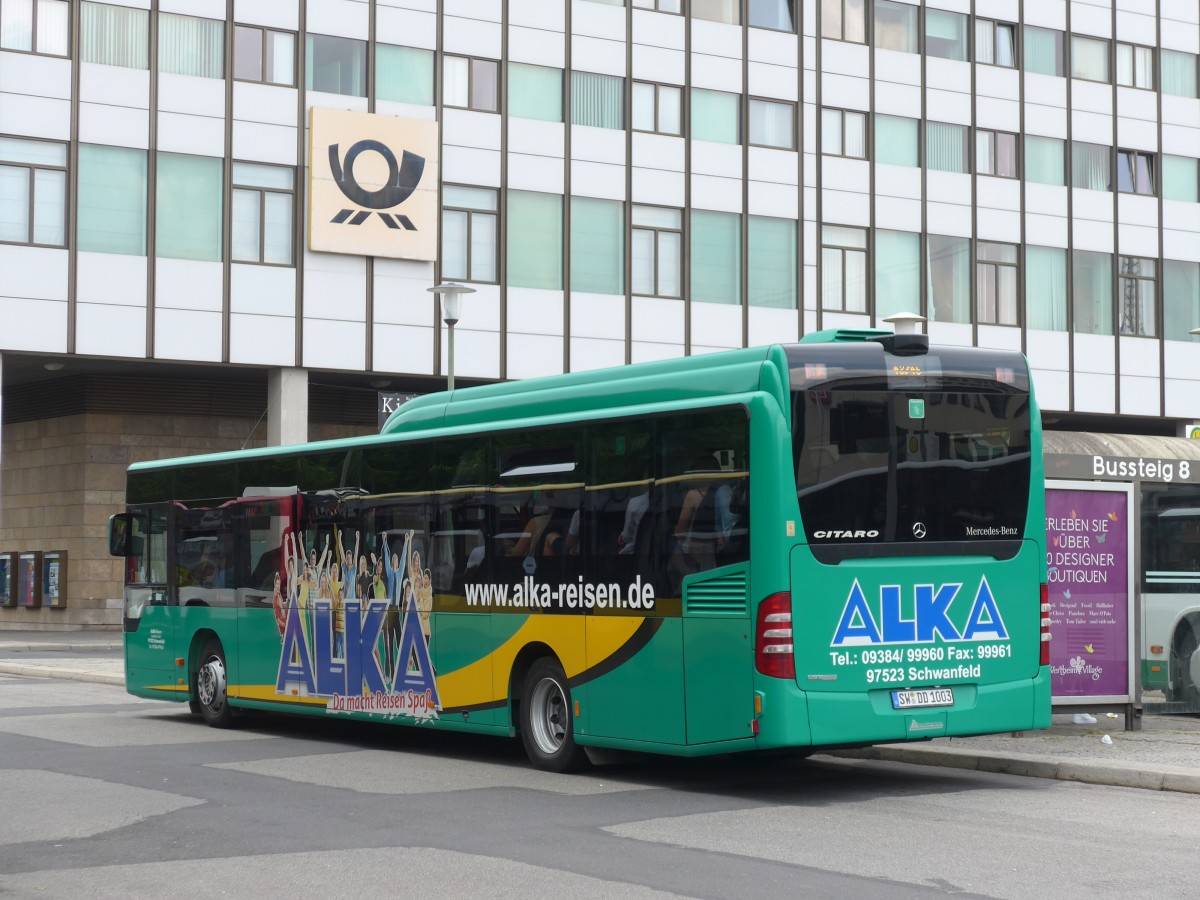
749, 215, 796, 308
821, 0, 865, 43
631, 205, 682, 298
749, 0, 795, 32
1025, 135, 1065, 186
1026, 245, 1068, 331
231, 162, 294, 266
507, 190, 562, 290
377, 45, 434, 105
1072, 249, 1113, 335
632, 81, 682, 136
1024, 25, 1064, 77
0, 136, 66, 246
77, 143, 147, 255
976, 242, 1019, 325
875, 114, 918, 167
159, 14, 223, 79
444, 55, 498, 112
633, 0, 683, 12
691, 88, 740, 144
927, 235, 970, 323
572, 71, 624, 129
1116, 43, 1154, 90
157, 153, 222, 262
1072, 142, 1111, 191
509, 63, 562, 122
976, 19, 1016, 67
306, 34, 366, 96
1071, 35, 1110, 83
571, 196, 624, 295
926, 121, 968, 173
1117, 149, 1154, 195
821, 225, 867, 312
1162, 49, 1199, 99
1165, 260, 1200, 341
234, 24, 295, 86
442, 185, 498, 284
1118, 256, 1156, 337
692, 209, 741, 304
924, 9, 966, 61
0, 0, 68, 55
875, 229, 919, 320
748, 98, 795, 150
1163, 155, 1199, 203
977, 129, 1018, 178
81, 2, 148, 69
821, 108, 866, 158
692, 0, 740, 25
874, 0, 917, 54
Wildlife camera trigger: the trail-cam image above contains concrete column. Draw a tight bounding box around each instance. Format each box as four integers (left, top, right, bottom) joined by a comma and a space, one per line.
267, 367, 308, 446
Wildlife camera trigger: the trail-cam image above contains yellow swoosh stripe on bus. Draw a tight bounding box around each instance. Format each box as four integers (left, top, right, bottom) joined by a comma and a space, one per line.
228, 615, 645, 709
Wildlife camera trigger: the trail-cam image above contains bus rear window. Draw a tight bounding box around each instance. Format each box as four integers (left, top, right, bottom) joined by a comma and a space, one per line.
793, 389, 1031, 548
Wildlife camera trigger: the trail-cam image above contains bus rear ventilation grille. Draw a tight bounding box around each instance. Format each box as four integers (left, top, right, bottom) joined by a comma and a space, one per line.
684, 571, 748, 616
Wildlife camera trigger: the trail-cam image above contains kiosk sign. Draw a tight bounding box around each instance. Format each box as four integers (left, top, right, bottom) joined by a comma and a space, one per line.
1045, 486, 1130, 699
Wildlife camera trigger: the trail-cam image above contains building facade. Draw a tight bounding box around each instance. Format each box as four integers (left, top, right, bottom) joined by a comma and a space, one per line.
2, 0, 1200, 629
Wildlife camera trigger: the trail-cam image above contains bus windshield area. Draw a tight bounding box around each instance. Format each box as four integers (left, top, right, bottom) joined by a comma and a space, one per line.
793, 388, 1031, 549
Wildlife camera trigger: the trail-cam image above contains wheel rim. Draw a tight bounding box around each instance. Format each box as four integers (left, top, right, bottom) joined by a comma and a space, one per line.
197, 654, 226, 711
529, 675, 568, 755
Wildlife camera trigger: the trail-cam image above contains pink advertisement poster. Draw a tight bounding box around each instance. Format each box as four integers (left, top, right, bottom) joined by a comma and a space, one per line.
1046, 488, 1129, 699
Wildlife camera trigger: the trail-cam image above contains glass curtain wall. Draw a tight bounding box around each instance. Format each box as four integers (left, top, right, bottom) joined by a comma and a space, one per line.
570, 197, 624, 295
927, 235, 970, 323
159, 13, 223, 78
748, 216, 796, 308
1072, 250, 1113, 335
377, 45, 434, 105
508, 191, 563, 290
875, 230, 920, 320
157, 153, 222, 261
691, 210, 741, 304
77, 143, 147, 254
1025, 246, 1068, 331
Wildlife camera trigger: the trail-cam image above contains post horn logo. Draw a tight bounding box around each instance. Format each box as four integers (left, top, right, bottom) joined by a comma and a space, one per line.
328, 139, 425, 231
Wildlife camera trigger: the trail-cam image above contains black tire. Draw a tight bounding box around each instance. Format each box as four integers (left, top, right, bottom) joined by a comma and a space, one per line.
1170, 625, 1200, 705
196, 639, 235, 728
519, 658, 589, 773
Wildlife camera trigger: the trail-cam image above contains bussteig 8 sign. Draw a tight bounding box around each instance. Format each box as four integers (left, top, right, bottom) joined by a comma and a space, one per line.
308, 108, 439, 260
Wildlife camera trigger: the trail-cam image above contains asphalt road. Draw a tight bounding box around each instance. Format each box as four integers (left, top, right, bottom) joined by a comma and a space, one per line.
0, 671, 1196, 900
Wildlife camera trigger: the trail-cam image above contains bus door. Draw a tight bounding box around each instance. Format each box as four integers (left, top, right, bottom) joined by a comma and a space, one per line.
231, 497, 293, 700
122, 504, 178, 695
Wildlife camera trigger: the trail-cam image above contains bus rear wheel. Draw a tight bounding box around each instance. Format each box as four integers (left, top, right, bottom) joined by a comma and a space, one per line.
520, 658, 588, 773
196, 639, 235, 728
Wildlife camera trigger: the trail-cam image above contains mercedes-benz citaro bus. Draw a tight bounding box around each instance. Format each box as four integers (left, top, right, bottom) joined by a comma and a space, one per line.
109, 327, 1050, 772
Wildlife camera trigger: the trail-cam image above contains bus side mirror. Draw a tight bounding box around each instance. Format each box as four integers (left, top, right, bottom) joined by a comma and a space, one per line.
108, 514, 133, 557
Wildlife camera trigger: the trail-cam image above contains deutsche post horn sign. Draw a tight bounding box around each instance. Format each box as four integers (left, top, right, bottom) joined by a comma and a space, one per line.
309, 108, 439, 260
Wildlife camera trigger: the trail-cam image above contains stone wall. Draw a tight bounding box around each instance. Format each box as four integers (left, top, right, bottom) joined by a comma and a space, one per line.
0, 412, 371, 631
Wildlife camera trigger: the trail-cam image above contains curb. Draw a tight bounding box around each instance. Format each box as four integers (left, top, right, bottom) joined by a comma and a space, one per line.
828, 744, 1200, 795
0, 662, 125, 687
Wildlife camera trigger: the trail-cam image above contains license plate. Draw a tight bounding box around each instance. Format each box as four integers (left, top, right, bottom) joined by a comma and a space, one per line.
891, 688, 954, 709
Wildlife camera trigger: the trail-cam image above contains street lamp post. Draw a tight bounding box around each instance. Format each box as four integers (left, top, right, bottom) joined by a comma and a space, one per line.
428, 282, 475, 391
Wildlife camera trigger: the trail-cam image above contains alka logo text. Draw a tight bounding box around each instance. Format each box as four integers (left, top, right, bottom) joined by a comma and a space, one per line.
328, 140, 425, 232
277, 593, 440, 720
830, 577, 1009, 646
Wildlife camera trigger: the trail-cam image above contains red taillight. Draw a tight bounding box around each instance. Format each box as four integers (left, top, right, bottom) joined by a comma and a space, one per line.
756, 592, 795, 679
1040, 582, 1051, 667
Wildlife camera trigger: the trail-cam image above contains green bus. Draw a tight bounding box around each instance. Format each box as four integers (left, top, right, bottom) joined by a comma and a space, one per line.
110, 329, 1050, 771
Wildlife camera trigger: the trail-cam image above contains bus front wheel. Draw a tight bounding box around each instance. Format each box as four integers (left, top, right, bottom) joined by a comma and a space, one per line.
196, 639, 235, 728
1171, 626, 1200, 706
520, 658, 588, 773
